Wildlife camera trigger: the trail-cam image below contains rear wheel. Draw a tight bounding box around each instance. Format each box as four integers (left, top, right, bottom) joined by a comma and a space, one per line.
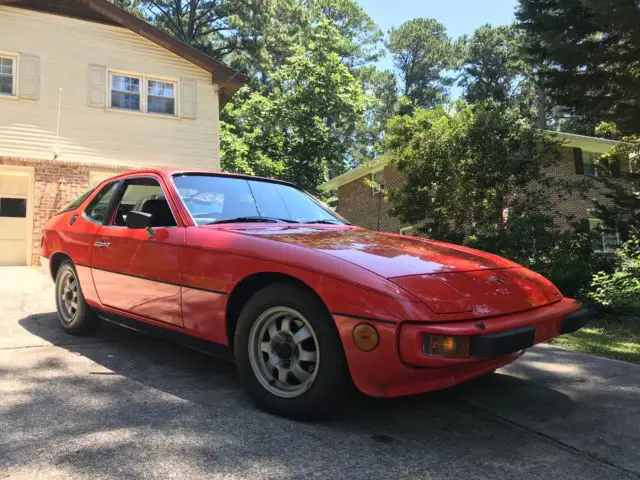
55, 261, 101, 335
235, 283, 352, 419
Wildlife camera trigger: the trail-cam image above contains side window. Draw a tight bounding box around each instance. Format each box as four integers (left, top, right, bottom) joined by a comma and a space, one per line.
59, 188, 94, 214
113, 178, 176, 227
84, 181, 119, 224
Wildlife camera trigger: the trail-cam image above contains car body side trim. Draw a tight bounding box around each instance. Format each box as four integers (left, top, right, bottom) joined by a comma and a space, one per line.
96, 308, 234, 360
331, 312, 397, 325
76, 263, 229, 295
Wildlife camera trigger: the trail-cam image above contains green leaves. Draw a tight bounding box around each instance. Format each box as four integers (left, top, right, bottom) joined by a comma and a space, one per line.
517, 0, 640, 134
588, 235, 640, 313
459, 24, 533, 106
388, 18, 461, 110
385, 101, 561, 259
221, 35, 365, 192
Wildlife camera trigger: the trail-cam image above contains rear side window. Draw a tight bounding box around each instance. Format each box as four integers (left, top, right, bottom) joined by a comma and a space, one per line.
59, 188, 94, 214
84, 181, 119, 224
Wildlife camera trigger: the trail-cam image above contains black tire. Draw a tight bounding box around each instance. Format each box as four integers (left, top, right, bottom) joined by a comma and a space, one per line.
55, 260, 101, 335
234, 283, 353, 419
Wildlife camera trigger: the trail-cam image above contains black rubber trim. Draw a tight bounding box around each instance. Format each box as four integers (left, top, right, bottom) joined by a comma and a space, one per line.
561, 307, 592, 334
77, 264, 228, 295
468, 326, 535, 358
331, 312, 397, 325
97, 308, 234, 361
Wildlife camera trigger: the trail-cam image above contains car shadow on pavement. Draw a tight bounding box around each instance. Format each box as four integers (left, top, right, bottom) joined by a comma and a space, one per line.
8, 312, 618, 480
16, 311, 574, 417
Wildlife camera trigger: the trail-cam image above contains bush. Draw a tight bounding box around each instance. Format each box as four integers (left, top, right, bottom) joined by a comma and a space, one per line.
526, 230, 612, 299
588, 235, 640, 314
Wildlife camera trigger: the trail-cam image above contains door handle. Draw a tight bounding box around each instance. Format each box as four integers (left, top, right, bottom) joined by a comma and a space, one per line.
69, 214, 77, 226
94, 240, 111, 248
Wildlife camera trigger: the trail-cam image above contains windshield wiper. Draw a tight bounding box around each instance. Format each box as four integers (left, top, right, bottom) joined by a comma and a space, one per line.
306, 219, 342, 224
207, 216, 299, 225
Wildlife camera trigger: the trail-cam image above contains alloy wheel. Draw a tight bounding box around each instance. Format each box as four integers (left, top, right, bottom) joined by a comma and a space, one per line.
248, 306, 320, 398
57, 269, 79, 325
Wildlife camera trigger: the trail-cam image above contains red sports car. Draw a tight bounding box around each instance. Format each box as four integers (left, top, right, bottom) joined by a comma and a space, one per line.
41, 169, 590, 418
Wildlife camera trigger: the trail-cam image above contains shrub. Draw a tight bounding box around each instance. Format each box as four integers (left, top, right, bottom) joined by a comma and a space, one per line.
526, 230, 612, 298
588, 235, 640, 313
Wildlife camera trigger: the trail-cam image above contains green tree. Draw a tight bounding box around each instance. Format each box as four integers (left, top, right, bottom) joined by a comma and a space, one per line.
306, 0, 383, 67
225, 0, 312, 85
349, 66, 398, 165
221, 1, 381, 189
385, 101, 562, 258
133, 0, 238, 57
221, 28, 365, 192
226, 0, 382, 85
517, 0, 640, 134
387, 18, 460, 109
459, 24, 532, 105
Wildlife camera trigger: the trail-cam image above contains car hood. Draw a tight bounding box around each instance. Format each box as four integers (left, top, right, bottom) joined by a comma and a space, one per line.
221, 226, 519, 278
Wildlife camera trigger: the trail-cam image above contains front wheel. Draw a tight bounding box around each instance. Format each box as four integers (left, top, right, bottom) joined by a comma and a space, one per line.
55, 260, 101, 335
235, 283, 352, 419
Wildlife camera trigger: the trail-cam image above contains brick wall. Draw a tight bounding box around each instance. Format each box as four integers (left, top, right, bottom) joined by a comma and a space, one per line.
542, 146, 635, 228
337, 165, 406, 233
0, 156, 133, 264
337, 147, 635, 233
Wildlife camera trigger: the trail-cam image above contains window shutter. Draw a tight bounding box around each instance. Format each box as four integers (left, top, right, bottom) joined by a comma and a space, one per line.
18, 54, 40, 100
87, 64, 107, 108
181, 79, 197, 119
619, 221, 629, 242
573, 148, 584, 174
611, 158, 621, 178
579, 218, 590, 233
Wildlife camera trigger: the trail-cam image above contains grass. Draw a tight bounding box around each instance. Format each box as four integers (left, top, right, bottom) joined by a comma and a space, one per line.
550, 313, 640, 364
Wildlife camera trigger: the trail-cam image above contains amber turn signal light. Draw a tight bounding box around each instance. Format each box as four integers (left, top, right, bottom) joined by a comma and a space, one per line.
353, 323, 380, 351
424, 334, 470, 358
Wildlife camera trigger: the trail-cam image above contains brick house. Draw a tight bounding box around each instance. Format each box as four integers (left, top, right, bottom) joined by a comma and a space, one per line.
320, 131, 636, 252
0, 0, 244, 265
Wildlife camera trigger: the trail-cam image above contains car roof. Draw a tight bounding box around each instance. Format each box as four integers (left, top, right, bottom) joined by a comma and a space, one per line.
109, 169, 300, 189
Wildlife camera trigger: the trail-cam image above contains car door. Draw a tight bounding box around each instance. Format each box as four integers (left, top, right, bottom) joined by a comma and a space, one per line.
90, 175, 185, 327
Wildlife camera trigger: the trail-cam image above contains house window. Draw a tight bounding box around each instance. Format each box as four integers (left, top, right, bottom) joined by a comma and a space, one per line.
0, 56, 16, 96
583, 151, 602, 176
110, 74, 141, 111
0, 198, 26, 217
109, 71, 178, 116
372, 170, 385, 195
399, 226, 415, 236
588, 217, 620, 253
147, 79, 175, 115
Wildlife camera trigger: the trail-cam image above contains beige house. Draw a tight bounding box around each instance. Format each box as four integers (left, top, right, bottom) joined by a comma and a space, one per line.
0, 0, 243, 265
320, 131, 635, 252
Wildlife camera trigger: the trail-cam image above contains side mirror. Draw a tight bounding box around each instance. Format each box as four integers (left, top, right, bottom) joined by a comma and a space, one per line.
126, 210, 152, 229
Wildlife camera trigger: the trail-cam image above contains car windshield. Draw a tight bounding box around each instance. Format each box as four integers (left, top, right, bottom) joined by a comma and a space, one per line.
172, 174, 345, 226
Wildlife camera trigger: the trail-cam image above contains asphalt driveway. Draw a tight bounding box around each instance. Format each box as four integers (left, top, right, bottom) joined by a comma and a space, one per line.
1, 267, 639, 479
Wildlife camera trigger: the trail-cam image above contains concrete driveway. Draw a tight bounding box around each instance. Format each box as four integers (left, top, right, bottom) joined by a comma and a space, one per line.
1, 267, 639, 479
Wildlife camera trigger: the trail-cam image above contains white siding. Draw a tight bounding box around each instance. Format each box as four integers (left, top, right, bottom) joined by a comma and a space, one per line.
0, 6, 220, 169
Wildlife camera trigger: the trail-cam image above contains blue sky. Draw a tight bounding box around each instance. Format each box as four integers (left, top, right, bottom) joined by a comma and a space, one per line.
357, 0, 518, 72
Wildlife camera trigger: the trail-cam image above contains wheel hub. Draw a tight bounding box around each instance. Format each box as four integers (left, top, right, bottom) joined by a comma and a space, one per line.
275, 341, 294, 360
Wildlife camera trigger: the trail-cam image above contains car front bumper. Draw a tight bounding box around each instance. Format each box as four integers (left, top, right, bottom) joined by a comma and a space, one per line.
335, 298, 590, 398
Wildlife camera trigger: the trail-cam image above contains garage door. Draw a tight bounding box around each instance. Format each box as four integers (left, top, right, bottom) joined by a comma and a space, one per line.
0, 173, 29, 266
